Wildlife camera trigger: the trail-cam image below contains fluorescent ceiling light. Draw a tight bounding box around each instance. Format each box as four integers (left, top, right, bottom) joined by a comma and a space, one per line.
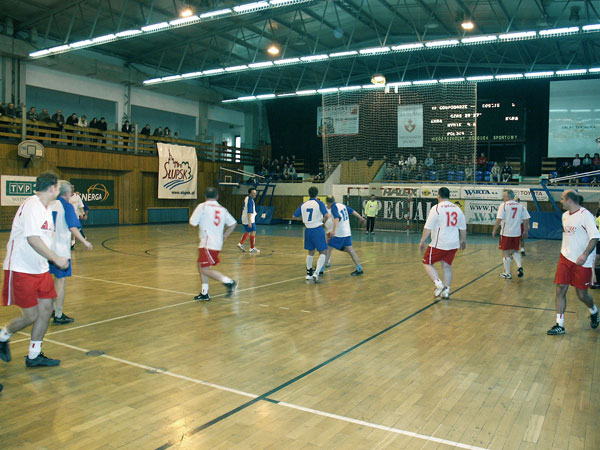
203, 68, 225, 75
556, 69, 587, 76
495, 73, 524, 79
116, 29, 142, 38
571, 109, 591, 112
317, 88, 339, 93
141, 22, 169, 32
498, 31, 536, 40
539, 26, 579, 36
161, 75, 182, 81
329, 50, 358, 57
238, 95, 257, 101
524, 71, 554, 77
274, 57, 300, 65
234, 2, 269, 13
48, 45, 70, 53
30, 49, 50, 57
462, 35, 497, 44
439, 77, 466, 83
466, 75, 494, 81
248, 61, 273, 68
425, 39, 459, 48
69, 39, 93, 48
391, 43, 424, 51
256, 94, 276, 99
225, 65, 249, 71
199, 9, 231, 19
169, 15, 199, 26
413, 79, 438, 85
296, 89, 317, 95
583, 24, 600, 31
359, 47, 390, 55
270, 0, 305, 4
92, 34, 116, 43
339, 86, 362, 91
388, 82, 412, 87
300, 54, 329, 62
222, 99, 238, 103
362, 84, 384, 89
589, 67, 600, 73
143, 78, 162, 85
181, 71, 204, 78
277, 93, 297, 97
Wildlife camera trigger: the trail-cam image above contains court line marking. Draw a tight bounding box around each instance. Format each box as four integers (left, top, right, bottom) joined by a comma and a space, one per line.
155, 263, 503, 449
14, 333, 488, 450
450, 297, 576, 313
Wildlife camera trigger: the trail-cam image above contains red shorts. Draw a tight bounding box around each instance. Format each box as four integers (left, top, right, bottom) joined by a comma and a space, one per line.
198, 248, 220, 268
499, 235, 521, 251
422, 246, 458, 265
554, 254, 593, 290
2, 270, 57, 308
520, 224, 524, 235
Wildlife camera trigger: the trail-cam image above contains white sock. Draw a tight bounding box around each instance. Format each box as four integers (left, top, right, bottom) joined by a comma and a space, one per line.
315, 255, 326, 277
557, 313, 565, 327
590, 304, 598, 314
520, 247, 524, 252
306, 255, 314, 270
0, 326, 12, 342
28, 340, 42, 359
503, 257, 511, 275
434, 279, 444, 289
54, 306, 62, 318
512, 252, 522, 268
201, 283, 209, 295
222, 276, 233, 284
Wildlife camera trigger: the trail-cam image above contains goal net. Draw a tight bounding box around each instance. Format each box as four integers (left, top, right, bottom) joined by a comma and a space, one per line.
345, 188, 418, 233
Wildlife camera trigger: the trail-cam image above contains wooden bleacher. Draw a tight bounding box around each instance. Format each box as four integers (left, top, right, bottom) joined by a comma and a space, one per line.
340, 160, 383, 184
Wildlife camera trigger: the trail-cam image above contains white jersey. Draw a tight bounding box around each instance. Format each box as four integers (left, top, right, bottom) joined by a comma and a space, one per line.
561, 207, 600, 267
424, 200, 466, 250
324, 207, 333, 233
293, 198, 328, 229
241, 196, 256, 225
70, 193, 84, 217
331, 203, 354, 238
51, 197, 81, 258
497, 200, 530, 237
189, 200, 237, 251
3, 195, 54, 274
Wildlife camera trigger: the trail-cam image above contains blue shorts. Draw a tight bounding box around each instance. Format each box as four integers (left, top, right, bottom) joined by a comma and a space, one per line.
328, 235, 352, 250
304, 227, 328, 252
49, 259, 72, 278
244, 223, 256, 233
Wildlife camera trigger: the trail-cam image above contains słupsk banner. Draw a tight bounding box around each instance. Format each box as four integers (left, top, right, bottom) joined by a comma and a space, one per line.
157, 143, 197, 199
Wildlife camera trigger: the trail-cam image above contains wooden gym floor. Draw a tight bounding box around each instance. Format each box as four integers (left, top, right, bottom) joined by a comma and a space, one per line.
0, 224, 598, 450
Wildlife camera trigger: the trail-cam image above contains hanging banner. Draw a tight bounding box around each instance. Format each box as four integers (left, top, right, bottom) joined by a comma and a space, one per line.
317, 105, 360, 136
157, 143, 197, 199
70, 179, 114, 206
1, 175, 37, 206
397, 104, 423, 147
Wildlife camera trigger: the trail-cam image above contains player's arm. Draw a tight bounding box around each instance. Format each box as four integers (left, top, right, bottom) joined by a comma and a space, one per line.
247, 198, 254, 225
351, 210, 367, 226
419, 207, 437, 252
223, 223, 237, 240
459, 229, 467, 250
492, 203, 504, 238
419, 228, 432, 252
521, 218, 530, 239
291, 205, 302, 221
69, 227, 93, 250
189, 204, 202, 226
27, 236, 68, 269
576, 238, 598, 266
491, 218, 502, 238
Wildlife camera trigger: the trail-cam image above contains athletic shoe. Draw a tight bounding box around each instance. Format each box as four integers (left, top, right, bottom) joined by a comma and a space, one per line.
194, 293, 210, 301
53, 313, 75, 325
434, 282, 445, 297
237, 243, 245, 252
365, 231, 369, 234
591, 310, 599, 329
350, 269, 364, 276
591, 284, 600, 290
500, 273, 512, 279
305, 268, 314, 280
0, 383, 3, 393
517, 267, 524, 278
25, 353, 60, 367
224, 280, 237, 294
319, 270, 324, 276
0, 340, 11, 362
440, 287, 450, 299
521, 250, 526, 256
547, 324, 565, 335
312, 274, 319, 283
249, 248, 260, 254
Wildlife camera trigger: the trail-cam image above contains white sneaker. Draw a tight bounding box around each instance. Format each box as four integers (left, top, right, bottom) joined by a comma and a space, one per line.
249, 248, 260, 254
499, 273, 512, 279
441, 287, 450, 299
237, 243, 245, 252
434, 282, 445, 297
312, 274, 319, 283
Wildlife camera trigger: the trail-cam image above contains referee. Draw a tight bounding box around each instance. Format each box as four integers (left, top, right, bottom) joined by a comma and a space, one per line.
364, 194, 380, 234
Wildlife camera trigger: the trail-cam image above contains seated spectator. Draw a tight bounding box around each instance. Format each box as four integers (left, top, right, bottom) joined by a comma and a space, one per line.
424, 153, 434, 170
415, 163, 425, 181
0, 102, 4, 116
593, 153, 600, 169
89, 117, 100, 143
140, 124, 151, 136
385, 164, 395, 180
66, 113, 78, 145
121, 120, 132, 150
572, 153, 581, 171
366, 156, 374, 167
282, 163, 290, 180
288, 164, 297, 180
153, 127, 163, 137
164, 127, 171, 137
490, 162, 501, 183
501, 161, 513, 182
174, 131, 179, 139
78, 115, 88, 128
98, 117, 108, 145
477, 152, 488, 170
557, 161, 571, 178
437, 163, 448, 181
582, 153, 593, 172
39, 108, 51, 122
464, 165, 473, 182
5, 103, 19, 119
407, 153, 417, 170
26, 107, 38, 122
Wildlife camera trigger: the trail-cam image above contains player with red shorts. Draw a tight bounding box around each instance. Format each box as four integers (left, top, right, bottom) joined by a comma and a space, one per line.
419, 187, 467, 300
189, 187, 238, 301
0, 171, 70, 370
492, 189, 530, 279
548, 190, 600, 335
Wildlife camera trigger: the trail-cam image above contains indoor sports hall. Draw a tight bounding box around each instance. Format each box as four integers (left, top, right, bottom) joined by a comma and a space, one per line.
1, 1, 600, 449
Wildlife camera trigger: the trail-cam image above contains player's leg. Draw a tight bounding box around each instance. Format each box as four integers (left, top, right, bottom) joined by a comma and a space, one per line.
249, 225, 259, 253
200, 267, 236, 294
313, 250, 327, 282
53, 277, 66, 320
238, 225, 250, 251
306, 249, 315, 279
548, 284, 568, 335
593, 254, 600, 289
312, 230, 328, 282
441, 261, 452, 297
0, 305, 39, 362
194, 270, 211, 301
422, 246, 445, 296
344, 246, 363, 275
575, 288, 599, 329
27, 297, 60, 366
321, 247, 333, 275
520, 238, 525, 256
501, 249, 512, 278
511, 248, 523, 277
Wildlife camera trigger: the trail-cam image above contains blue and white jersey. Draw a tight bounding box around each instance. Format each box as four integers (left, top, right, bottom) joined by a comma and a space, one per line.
241, 195, 256, 225
51, 197, 81, 258
331, 203, 354, 238
293, 198, 328, 229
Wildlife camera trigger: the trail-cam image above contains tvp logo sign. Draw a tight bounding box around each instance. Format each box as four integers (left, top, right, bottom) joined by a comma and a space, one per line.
1, 175, 37, 206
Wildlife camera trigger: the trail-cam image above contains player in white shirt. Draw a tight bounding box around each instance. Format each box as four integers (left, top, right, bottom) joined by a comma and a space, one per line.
238, 187, 259, 253
514, 195, 527, 256
492, 190, 530, 279
292, 186, 331, 283
69, 189, 86, 248
189, 187, 238, 301
548, 190, 600, 335
0, 172, 69, 368
325, 196, 366, 276
419, 187, 467, 299
50, 181, 93, 325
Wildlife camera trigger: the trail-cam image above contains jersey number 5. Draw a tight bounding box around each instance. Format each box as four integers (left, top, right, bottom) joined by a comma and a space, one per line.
446, 211, 458, 226
214, 210, 221, 226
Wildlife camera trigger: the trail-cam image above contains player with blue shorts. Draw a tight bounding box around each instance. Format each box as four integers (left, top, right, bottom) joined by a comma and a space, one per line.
238, 187, 260, 254
293, 186, 330, 283
325, 196, 366, 276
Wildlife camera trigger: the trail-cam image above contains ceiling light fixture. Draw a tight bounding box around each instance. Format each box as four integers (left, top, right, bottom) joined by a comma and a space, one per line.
180, 7, 194, 18
371, 73, 386, 85
267, 44, 280, 56
461, 20, 475, 30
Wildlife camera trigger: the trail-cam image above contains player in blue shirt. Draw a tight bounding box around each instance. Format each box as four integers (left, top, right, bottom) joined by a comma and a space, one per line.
293, 186, 331, 282
325, 196, 366, 276
238, 188, 259, 253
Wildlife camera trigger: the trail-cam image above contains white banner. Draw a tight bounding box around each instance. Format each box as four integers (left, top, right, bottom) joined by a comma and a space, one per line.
511, 187, 549, 202
317, 105, 359, 136
419, 185, 461, 199
157, 143, 197, 199
460, 186, 504, 199
464, 200, 528, 225
397, 104, 423, 147
1, 175, 37, 206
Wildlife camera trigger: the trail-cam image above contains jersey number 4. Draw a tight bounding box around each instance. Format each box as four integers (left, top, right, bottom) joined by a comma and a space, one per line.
446, 211, 458, 226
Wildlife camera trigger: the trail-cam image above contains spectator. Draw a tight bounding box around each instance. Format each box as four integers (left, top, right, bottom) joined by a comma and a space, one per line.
37, 108, 51, 139
121, 120, 132, 150
77, 115, 87, 146
98, 117, 108, 145
0, 101, 4, 116
5, 103, 19, 119
164, 127, 171, 137
366, 156, 374, 167
89, 117, 100, 143
174, 131, 179, 139
153, 127, 163, 137
52, 109, 64, 130
437, 163, 448, 181
140, 124, 151, 136
491, 162, 501, 183
501, 161, 513, 182
582, 153, 593, 172
407, 153, 417, 170
557, 161, 571, 178
288, 164, 297, 180
477, 152, 488, 170
593, 153, 600, 169
572, 153, 581, 171
424, 153, 434, 170
65, 113, 78, 145
26, 107, 38, 122
464, 164, 473, 182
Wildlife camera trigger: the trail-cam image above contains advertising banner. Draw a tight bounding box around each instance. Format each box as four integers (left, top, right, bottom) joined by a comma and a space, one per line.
418, 185, 462, 199
70, 179, 114, 206
460, 186, 504, 200
317, 105, 360, 136
397, 104, 423, 147
464, 200, 528, 225
1, 175, 36, 206
158, 143, 197, 199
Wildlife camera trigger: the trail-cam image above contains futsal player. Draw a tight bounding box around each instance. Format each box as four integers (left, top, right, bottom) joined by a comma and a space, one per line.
69, 188, 86, 249
548, 190, 600, 335
238, 187, 260, 253
514, 195, 526, 256
492, 189, 530, 279
0, 171, 69, 367
50, 181, 93, 324
325, 196, 366, 276
364, 194, 379, 234
292, 186, 330, 283
190, 187, 238, 301
419, 187, 466, 299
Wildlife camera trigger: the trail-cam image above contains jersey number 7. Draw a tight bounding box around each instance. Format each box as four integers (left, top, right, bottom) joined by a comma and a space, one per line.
306, 208, 313, 221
